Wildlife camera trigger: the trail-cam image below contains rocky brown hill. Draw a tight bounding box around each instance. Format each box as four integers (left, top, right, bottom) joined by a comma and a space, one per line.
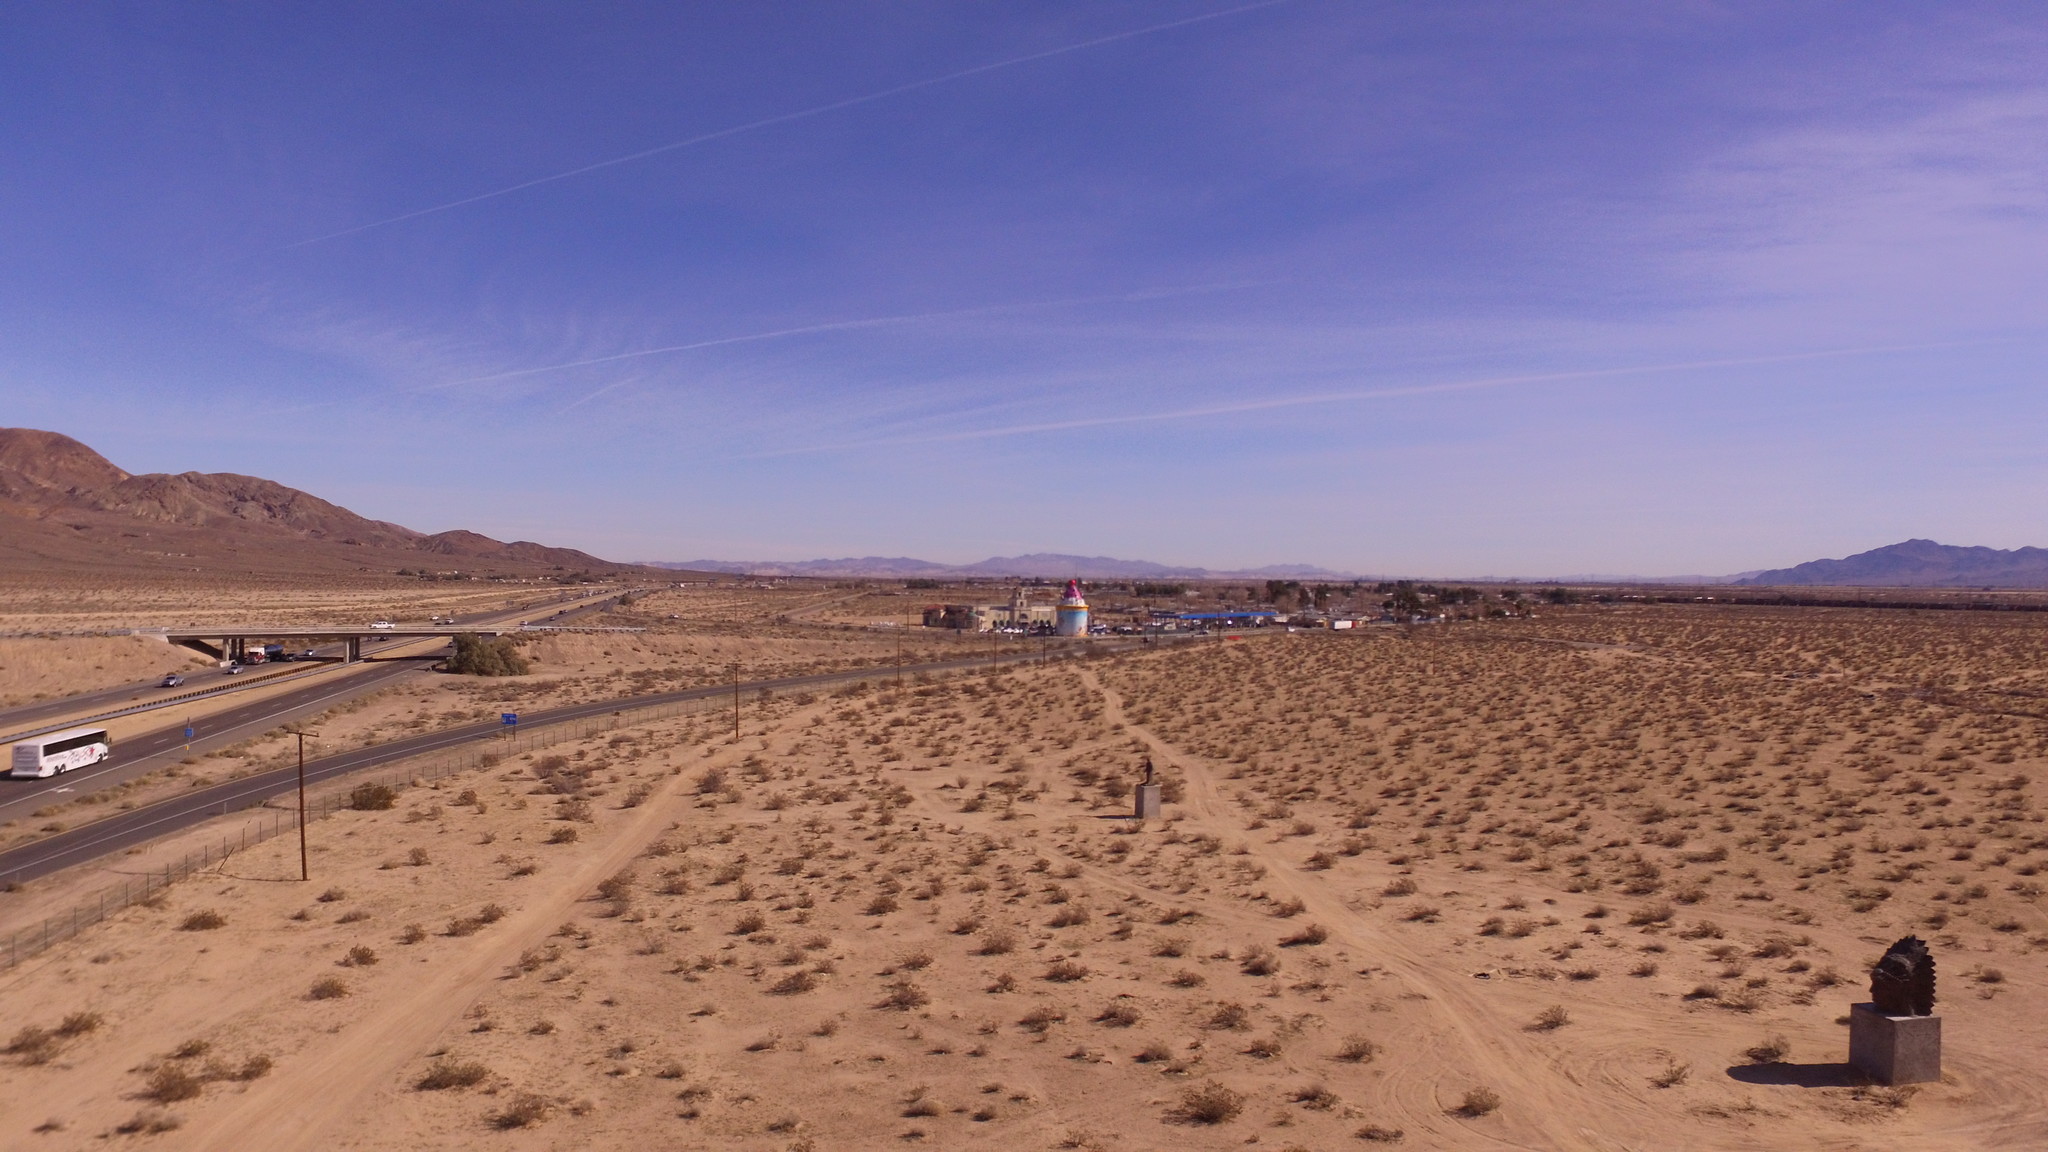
0, 427, 632, 578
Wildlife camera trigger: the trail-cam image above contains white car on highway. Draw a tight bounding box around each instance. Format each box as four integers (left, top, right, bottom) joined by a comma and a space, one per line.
371, 620, 394, 630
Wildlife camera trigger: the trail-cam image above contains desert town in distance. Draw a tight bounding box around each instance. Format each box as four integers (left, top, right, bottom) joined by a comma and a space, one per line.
8, 5, 2048, 1150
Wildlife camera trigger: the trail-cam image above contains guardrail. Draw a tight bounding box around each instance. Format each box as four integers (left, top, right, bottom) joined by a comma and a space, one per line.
0, 638, 1139, 971
0, 662, 333, 746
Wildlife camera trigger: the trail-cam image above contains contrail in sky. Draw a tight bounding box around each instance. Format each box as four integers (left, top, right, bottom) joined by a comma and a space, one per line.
744, 339, 1970, 457
424, 282, 1253, 393
286, 1, 1292, 249
396, 281, 1266, 412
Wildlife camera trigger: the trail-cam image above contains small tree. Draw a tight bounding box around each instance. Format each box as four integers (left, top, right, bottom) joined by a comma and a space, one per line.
445, 633, 530, 676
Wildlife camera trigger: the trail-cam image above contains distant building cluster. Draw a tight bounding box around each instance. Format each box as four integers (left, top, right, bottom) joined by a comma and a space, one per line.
924, 581, 1091, 634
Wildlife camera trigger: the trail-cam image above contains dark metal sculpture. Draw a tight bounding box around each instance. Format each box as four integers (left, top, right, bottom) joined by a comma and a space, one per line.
1869, 935, 1936, 1016
1140, 756, 1156, 786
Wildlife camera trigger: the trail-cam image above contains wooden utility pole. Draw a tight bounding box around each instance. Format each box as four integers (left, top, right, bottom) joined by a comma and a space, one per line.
287, 728, 319, 881
730, 662, 741, 742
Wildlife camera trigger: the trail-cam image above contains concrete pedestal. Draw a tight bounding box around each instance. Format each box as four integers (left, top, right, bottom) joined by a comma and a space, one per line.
1848, 1002, 1941, 1085
1133, 784, 1162, 821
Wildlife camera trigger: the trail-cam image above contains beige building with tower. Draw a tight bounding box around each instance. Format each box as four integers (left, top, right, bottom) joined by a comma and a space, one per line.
922, 586, 1059, 632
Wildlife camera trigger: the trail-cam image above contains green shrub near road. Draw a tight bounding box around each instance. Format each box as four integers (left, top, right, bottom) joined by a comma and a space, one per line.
444, 633, 530, 677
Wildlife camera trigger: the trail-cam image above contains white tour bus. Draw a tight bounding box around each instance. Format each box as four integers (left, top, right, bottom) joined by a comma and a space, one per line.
9, 727, 114, 779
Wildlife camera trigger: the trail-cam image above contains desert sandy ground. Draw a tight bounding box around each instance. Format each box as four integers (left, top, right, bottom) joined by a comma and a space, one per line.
3, 604, 2046, 1149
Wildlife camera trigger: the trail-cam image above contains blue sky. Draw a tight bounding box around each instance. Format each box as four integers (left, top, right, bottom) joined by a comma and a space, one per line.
3, 2, 2046, 576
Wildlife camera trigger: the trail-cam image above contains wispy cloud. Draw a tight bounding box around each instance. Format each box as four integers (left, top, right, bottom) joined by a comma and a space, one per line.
283, 0, 1292, 249
386, 282, 1272, 406
1658, 84, 2048, 339
744, 338, 1974, 457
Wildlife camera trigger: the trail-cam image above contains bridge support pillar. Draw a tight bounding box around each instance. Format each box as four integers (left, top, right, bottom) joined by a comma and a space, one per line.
346, 637, 361, 663
174, 637, 225, 660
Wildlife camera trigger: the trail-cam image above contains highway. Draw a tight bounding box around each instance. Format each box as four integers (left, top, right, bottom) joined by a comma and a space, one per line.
0, 635, 1185, 886
0, 593, 622, 828
0, 661, 253, 734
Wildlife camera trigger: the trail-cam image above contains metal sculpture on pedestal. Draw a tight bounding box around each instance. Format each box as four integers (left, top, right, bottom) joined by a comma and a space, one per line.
1849, 935, 1941, 1085
1133, 755, 1161, 821
1869, 935, 1936, 1017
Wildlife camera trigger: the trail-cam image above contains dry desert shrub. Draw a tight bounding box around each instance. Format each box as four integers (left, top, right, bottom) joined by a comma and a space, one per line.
1289, 1083, 1338, 1110
1853, 1084, 1918, 1110
1280, 923, 1329, 947
307, 977, 349, 1000
1335, 1035, 1378, 1063
115, 1109, 183, 1135
1095, 1001, 1141, 1027
143, 1064, 205, 1103
349, 782, 397, 811
492, 1094, 552, 1129
1171, 1081, 1245, 1124
417, 1058, 490, 1090
178, 910, 226, 931
1207, 1002, 1250, 1031
56, 1011, 101, 1037
1239, 945, 1280, 976
1452, 1086, 1502, 1117
876, 980, 929, 1011
1742, 1035, 1790, 1064
1528, 1005, 1570, 1031
6, 1025, 60, 1065
1650, 1060, 1691, 1088
1018, 1007, 1066, 1034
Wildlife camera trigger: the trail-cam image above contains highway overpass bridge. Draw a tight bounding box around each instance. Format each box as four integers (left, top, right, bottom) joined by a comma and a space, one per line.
159, 625, 514, 663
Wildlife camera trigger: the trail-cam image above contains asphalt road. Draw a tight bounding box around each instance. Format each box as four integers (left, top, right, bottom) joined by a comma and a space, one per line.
0, 636, 1178, 886
0, 593, 624, 827
0, 657, 433, 828
0, 663, 248, 733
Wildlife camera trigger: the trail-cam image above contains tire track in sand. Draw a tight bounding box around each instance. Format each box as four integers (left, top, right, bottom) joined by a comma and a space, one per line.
1080, 667, 1634, 1150
173, 726, 767, 1151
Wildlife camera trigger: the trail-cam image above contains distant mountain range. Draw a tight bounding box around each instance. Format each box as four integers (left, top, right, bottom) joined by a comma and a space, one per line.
1737, 539, 2048, 588
5, 434, 2032, 593
0, 427, 643, 578
643, 553, 1363, 581
655, 540, 2048, 588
